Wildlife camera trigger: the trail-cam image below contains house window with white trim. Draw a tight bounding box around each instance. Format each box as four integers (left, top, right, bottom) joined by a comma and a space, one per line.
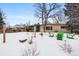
46, 26, 52, 30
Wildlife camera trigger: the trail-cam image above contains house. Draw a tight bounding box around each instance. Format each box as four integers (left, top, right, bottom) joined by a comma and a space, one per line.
36, 24, 70, 33
27, 23, 70, 33
0, 24, 70, 33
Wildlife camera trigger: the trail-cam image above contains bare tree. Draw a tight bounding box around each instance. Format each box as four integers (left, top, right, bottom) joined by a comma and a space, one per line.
52, 9, 66, 24
34, 3, 62, 32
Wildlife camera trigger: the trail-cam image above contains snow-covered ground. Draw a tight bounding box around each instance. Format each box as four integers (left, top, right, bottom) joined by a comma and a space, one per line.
0, 32, 79, 56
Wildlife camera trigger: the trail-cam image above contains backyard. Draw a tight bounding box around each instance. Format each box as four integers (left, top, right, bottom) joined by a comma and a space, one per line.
0, 32, 79, 56
0, 3, 79, 56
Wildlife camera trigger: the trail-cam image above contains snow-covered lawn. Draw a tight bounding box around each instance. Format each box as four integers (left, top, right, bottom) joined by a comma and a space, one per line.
0, 32, 79, 56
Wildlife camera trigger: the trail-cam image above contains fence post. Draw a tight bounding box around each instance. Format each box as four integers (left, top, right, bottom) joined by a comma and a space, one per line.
3, 24, 6, 43
34, 26, 36, 37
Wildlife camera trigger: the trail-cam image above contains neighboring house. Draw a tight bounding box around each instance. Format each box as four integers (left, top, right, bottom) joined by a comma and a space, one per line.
0, 24, 27, 33
0, 24, 70, 33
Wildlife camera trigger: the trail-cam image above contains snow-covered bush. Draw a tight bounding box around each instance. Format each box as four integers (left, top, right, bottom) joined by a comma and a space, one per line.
27, 36, 33, 44
58, 40, 72, 54
22, 43, 40, 56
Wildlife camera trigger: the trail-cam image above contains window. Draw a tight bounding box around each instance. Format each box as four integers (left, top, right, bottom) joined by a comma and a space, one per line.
46, 26, 52, 30
61, 26, 67, 29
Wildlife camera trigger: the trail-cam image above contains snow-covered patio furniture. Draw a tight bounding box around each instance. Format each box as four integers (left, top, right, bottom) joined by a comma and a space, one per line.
67, 33, 75, 39
48, 32, 54, 37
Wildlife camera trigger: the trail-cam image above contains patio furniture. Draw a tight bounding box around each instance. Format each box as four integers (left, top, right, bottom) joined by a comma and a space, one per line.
56, 31, 64, 40
48, 32, 54, 37
67, 33, 75, 39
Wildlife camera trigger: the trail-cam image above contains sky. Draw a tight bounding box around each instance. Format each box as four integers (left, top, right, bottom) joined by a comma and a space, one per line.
0, 3, 38, 26
0, 3, 64, 26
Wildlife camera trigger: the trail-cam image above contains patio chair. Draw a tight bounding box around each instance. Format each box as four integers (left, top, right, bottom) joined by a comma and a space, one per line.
67, 33, 75, 39
48, 32, 54, 37
56, 31, 64, 40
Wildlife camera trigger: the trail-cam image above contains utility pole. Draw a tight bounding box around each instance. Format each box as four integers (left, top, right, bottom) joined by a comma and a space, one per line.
3, 24, 6, 43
